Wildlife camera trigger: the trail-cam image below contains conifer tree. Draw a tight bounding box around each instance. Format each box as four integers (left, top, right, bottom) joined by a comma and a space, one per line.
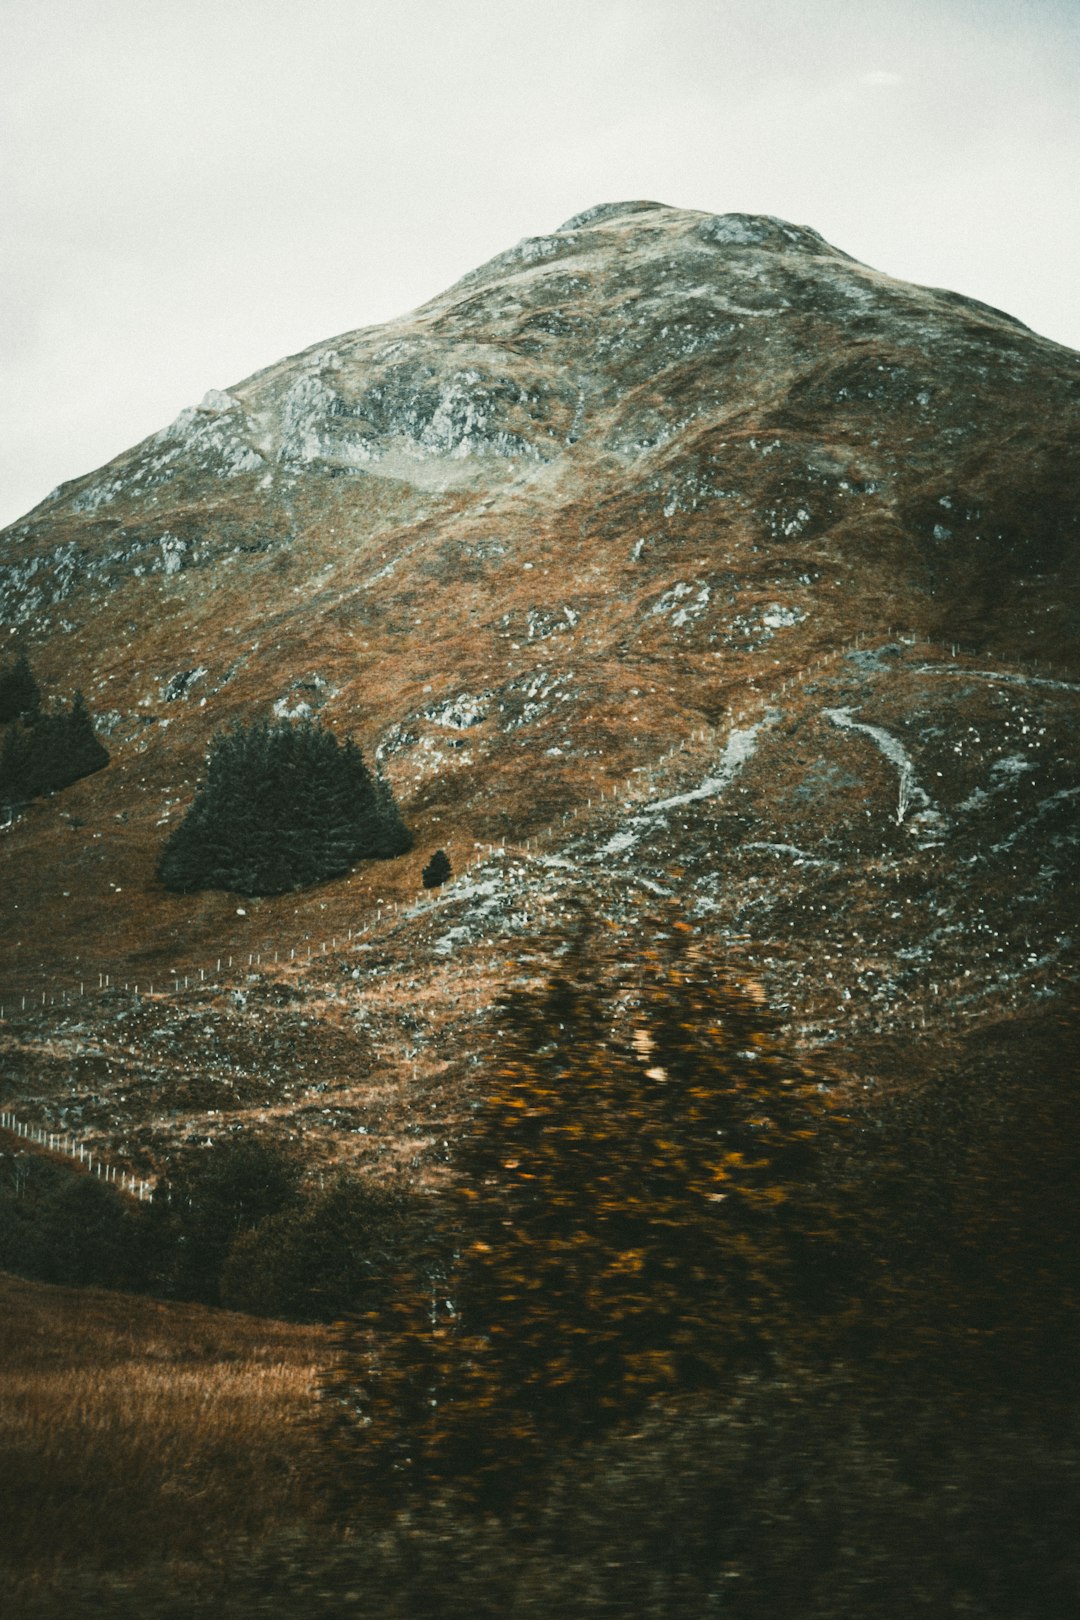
158, 718, 411, 895
65, 691, 110, 780
422, 849, 452, 889
0, 652, 41, 723
0, 688, 108, 804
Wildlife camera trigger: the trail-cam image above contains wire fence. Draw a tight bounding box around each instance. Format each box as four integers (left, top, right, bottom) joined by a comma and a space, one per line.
0, 1109, 153, 1200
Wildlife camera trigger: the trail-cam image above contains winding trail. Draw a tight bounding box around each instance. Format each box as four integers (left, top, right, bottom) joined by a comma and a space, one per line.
639, 715, 775, 817
912, 665, 1080, 693
824, 705, 931, 825
590, 715, 775, 862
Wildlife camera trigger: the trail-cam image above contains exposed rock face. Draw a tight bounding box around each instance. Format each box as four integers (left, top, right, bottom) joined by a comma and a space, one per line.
1, 202, 1077, 1166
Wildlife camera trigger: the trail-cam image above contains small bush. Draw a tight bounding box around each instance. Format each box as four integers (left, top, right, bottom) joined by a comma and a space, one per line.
421, 849, 452, 889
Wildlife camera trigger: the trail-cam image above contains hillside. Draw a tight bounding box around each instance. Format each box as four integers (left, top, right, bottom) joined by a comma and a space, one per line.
1, 200, 1077, 1180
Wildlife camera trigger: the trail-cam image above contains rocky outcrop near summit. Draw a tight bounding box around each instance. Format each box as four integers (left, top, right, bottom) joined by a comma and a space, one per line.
1, 202, 1077, 1168
7, 201, 1079, 651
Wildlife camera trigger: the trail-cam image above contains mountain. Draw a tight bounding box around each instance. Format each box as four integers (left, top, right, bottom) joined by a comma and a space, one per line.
1, 201, 1077, 1174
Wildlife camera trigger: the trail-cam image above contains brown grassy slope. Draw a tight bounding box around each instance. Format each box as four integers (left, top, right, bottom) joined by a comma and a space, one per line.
0, 1271, 332, 1580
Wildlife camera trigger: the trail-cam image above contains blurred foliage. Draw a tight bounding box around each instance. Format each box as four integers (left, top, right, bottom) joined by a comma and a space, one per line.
326, 915, 851, 1502
13, 1363, 1076, 1619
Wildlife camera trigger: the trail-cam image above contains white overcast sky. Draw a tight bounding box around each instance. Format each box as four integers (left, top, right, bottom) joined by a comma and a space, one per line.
2, 0, 1078, 530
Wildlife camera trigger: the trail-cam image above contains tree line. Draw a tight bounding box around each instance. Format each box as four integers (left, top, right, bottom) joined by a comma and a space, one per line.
0, 1133, 422, 1321
0, 651, 109, 807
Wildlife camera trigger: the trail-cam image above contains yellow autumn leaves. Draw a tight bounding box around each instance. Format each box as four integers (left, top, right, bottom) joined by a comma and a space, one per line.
332, 910, 837, 1505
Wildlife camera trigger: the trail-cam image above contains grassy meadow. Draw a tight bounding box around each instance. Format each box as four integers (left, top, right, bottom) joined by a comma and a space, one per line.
0, 1272, 332, 1609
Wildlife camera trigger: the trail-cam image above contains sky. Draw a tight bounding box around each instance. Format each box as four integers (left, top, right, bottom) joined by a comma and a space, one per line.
2, 0, 1078, 530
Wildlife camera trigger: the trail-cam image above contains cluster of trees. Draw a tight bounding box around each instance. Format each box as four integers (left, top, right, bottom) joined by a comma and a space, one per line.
2, 648, 410, 896
0, 652, 109, 807
158, 719, 411, 895
0, 1134, 422, 1320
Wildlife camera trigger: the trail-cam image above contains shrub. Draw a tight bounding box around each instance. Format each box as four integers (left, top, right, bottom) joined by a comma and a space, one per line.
421, 849, 452, 889
159, 1136, 302, 1304
221, 1172, 426, 1321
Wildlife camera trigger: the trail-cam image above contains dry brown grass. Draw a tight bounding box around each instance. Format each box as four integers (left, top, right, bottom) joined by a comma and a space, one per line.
0, 1270, 334, 1586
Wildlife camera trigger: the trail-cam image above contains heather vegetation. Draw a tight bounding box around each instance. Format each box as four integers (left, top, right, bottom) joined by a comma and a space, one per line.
157, 719, 411, 896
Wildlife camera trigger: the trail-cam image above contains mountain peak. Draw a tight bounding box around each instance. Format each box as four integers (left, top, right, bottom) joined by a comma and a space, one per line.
556, 201, 842, 258
1, 205, 1077, 1180
556, 199, 669, 230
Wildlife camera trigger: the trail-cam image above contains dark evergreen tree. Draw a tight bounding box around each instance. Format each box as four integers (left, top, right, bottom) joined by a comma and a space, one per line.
0, 652, 41, 723
0, 689, 109, 805
66, 691, 110, 779
157, 718, 411, 895
422, 849, 452, 889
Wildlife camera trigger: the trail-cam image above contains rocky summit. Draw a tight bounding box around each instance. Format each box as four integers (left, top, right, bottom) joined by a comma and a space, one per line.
1, 200, 1078, 1174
